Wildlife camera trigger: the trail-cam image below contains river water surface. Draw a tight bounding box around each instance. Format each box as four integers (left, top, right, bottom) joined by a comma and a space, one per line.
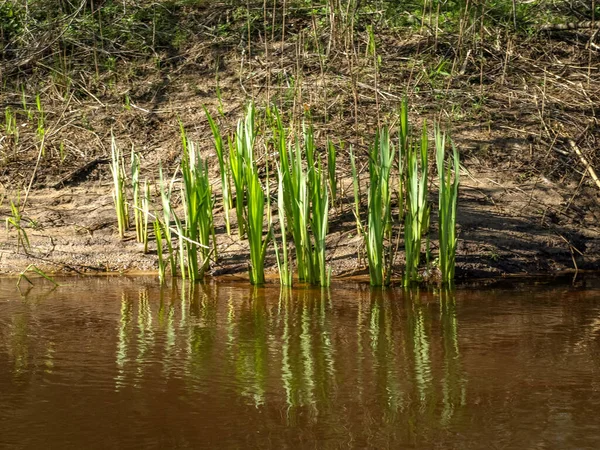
1, 276, 600, 449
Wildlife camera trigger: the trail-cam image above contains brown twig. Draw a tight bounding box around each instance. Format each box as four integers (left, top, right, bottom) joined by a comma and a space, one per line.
567, 139, 600, 191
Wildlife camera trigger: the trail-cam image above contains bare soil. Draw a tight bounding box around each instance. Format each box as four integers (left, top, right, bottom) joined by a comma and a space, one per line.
1, 167, 598, 281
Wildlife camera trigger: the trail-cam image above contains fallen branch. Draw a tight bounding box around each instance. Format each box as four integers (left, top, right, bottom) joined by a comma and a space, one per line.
568, 139, 600, 191
540, 21, 600, 31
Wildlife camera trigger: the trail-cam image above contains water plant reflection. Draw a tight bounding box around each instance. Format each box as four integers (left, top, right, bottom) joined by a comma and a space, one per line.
4, 280, 600, 449
114, 292, 132, 390
104, 284, 468, 426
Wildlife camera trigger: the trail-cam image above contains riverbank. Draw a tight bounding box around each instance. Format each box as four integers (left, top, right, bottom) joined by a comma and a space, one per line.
1, 2, 599, 281
1, 164, 598, 280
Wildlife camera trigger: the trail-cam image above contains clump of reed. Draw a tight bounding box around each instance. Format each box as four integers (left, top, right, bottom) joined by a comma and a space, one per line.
109, 134, 129, 238
235, 103, 271, 285
366, 128, 395, 287
353, 98, 459, 287
158, 164, 178, 276
274, 112, 310, 283
180, 124, 215, 281
274, 109, 330, 287
130, 148, 150, 248
105, 99, 459, 288
205, 106, 231, 235
140, 181, 151, 254
230, 104, 256, 238
435, 127, 460, 284
274, 165, 292, 286
246, 161, 270, 285
403, 120, 430, 286
305, 122, 330, 287
206, 103, 272, 284
154, 219, 167, 284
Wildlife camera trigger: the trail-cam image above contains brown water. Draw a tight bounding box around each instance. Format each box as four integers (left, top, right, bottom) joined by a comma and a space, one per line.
1, 277, 600, 449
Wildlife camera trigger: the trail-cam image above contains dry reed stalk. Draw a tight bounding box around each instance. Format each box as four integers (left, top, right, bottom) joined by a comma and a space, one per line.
568, 139, 600, 191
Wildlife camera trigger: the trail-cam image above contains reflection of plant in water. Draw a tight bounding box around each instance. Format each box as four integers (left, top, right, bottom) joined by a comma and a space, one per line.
135, 288, 154, 382
300, 292, 316, 407
100, 282, 468, 435
317, 289, 336, 405
369, 298, 380, 351
115, 292, 133, 390
280, 288, 336, 417
357, 288, 464, 431
281, 288, 296, 408
356, 294, 367, 404
226, 289, 236, 348
402, 289, 467, 430
4, 302, 55, 378
187, 284, 217, 381
8, 314, 30, 376
440, 289, 467, 426
43, 341, 55, 374
382, 297, 404, 414
283, 289, 320, 411
114, 288, 158, 389
368, 291, 404, 415
411, 298, 432, 404
157, 285, 177, 378
402, 289, 436, 439
230, 287, 268, 406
